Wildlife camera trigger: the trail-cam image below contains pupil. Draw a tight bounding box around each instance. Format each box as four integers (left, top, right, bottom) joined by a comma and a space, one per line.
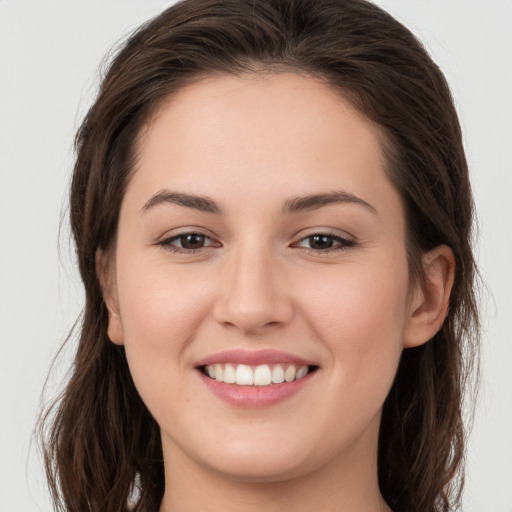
182, 234, 205, 249
310, 235, 333, 249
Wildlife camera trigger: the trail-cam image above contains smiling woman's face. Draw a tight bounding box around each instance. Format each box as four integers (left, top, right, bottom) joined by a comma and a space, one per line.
105, 72, 420, 485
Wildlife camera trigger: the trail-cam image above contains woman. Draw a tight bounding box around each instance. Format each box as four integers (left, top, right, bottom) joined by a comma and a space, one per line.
40, 0, 480, 511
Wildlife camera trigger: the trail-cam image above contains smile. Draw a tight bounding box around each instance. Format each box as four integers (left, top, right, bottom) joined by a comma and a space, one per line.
196, 349, 319, 407
202, 363, 314, 386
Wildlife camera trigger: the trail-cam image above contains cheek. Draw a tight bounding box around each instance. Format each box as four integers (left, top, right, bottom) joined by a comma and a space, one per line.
301, 264, 408, 435
114, 259, 215, 386
114, 273, 215, 430
117, 254, 209, 337
298, 257, 409, 380
302, 258, 409, 329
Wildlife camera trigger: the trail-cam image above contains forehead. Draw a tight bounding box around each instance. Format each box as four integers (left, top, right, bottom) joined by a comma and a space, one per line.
141, 72, 382, 159
126, 72, 402, 228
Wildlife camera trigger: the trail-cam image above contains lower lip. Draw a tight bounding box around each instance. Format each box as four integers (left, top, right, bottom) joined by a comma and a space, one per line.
199, 371, 315, 408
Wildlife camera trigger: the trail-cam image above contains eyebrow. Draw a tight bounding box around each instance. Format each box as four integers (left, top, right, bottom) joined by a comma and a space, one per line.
283, 190, 378, 215
142, 190, 222, 214
141, 189, 377, 216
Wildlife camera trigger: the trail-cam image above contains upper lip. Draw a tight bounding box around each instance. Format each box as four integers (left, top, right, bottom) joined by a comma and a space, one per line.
195, 349, 316, 368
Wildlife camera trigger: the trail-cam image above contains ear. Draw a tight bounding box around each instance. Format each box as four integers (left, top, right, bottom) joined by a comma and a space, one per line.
96, 249, 125, 346
403, 245, 455, 348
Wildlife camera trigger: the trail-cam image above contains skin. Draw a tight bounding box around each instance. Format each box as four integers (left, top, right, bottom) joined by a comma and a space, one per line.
102, 73, 454, 512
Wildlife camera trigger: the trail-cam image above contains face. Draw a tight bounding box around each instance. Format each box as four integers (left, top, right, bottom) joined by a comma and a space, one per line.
107, 73, 418, 483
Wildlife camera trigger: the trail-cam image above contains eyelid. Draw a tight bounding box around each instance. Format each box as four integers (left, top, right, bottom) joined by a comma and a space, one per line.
156, 226, 216, 242
291, 229, 357, 252
156, 228, 222, 253
155, 227, 357, 254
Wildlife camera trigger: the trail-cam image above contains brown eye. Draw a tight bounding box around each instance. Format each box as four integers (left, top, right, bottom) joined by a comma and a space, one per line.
159, 232, 219, 253
295, 233, 356, 252
179, 234, 207, 249
308, 235, 336, 250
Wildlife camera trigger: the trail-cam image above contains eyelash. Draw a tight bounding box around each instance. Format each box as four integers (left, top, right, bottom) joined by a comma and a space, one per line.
157, 231, 357, 254
158, 232, 220, 254
293, 233, 357, 253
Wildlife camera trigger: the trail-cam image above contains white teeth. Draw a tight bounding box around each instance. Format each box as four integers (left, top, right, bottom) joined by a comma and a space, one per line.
296, 365, 308, 379
204, 363, 312, 386
235, 364, 254, 385
284, 365, 296, 382
223, 363, 236, 383
271, 365, 285, 383
254, 365, 272, 386
214, 364, 223, 381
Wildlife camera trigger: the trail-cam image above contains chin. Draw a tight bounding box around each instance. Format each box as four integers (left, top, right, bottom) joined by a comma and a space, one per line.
173, 429, 316, 483
207, 453, 312, 483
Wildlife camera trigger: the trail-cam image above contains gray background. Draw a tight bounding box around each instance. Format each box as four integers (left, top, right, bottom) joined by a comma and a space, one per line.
0, 1, 511, 511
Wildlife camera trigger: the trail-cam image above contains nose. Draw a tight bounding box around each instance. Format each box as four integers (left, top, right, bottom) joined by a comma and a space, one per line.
212, 245, 294, 335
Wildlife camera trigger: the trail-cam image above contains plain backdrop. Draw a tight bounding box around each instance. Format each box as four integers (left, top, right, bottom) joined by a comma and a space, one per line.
0, 1, 511, 511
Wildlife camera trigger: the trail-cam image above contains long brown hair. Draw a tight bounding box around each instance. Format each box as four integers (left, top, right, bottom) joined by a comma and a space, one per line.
39, 1, 480, 511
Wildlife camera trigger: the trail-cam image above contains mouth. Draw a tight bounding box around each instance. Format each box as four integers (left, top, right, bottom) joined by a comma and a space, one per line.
195, 350, 319, 407
200, 363, 318, 386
